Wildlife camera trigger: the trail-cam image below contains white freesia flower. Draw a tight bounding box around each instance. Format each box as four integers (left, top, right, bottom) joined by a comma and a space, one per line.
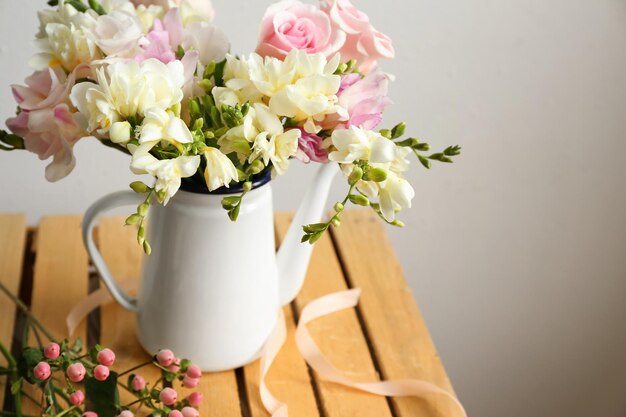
378, 172, 415, 222
217, 107, 258, 163
178, 0, 216, 24
203, 147, 239, 191
139, 108, 193, 145
329, 126, 396, 164
212, 87, 242, 108
31, 4, 100, 71
389, 146, 411, 173
110, 121, 132, 144
94, 11, 144, 57
135, 5, 165, 32
70, 59, 185, 133
130, 146, 200, 204
101, 0, 137, 14
248, 104, 300, 175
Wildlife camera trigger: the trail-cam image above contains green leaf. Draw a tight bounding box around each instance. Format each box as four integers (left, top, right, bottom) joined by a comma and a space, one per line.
228, 205, 240, 222
85, 372, 119, 417
214, 59, 227, 87
302, 223, 327, 234
443, 145, 462, 156
390, 122, 406, 139
17, 347, 43, 383
10, 378, 22, 395
88, 0, 106, 14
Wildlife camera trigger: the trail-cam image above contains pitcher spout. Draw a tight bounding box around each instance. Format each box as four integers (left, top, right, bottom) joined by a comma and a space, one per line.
276, 163, 339, 306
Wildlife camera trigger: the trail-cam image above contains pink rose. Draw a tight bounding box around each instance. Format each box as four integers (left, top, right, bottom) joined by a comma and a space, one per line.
136, 20, 176, 64
293, 128, 328, 163
339, 68, 392, 130
321, 0, 394, 73
256, 0, 345, 60
6, 68, 85, 182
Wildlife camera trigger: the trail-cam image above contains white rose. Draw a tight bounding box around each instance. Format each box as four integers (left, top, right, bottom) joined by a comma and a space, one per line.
203, 147, 239, 191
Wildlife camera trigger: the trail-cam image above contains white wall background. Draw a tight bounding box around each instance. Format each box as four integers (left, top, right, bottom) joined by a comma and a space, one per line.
2, 1, 626, 416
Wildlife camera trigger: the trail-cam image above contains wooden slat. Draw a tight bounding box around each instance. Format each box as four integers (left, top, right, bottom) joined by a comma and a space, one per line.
276, 214, 393, 417
24, 216, 89, 414
97, 217, 242, 417
0, 215, 27, 408
242, 216, 320, 417
331, 209, 458, 417
97, 217, 160, 409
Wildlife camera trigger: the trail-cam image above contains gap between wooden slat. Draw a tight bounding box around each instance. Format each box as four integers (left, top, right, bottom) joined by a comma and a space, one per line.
0, 215, 28, 411
276, 213, 394, 417
330, 209, 459, 417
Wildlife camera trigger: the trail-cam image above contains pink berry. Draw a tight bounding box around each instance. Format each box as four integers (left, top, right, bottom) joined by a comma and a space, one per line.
97, 348, 116, 366
33, 361, 51, 380
181, 407, 199, 417
131, 375, 146, 391
182, 375, 199, 388
94, 365, 110, 381
159, 387, 178, 406
67, 363, 86, 382
83, 412, 98, 417
70, 390, 85, 406
44, 342, 60, 360
118, 411, 133, 417
186, 364, 202, 379
168, 358, 181, 373
186, 392, 203, 407
156, 349, 175, 367
169, 411, 183, 417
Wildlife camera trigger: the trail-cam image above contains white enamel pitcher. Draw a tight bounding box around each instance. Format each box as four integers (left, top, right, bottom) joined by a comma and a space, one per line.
83, 164, 338, 371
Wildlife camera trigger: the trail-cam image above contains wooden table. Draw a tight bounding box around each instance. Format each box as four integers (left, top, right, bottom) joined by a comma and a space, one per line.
0, 210, 458, 417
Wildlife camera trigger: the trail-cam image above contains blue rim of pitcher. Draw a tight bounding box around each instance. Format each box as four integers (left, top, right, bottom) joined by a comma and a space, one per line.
180, 169, 273, 195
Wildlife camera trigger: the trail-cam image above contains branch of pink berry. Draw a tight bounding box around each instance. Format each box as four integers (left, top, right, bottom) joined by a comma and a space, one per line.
0, 281, 203, 417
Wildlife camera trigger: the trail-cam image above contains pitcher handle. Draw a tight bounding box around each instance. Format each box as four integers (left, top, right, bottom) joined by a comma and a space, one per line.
82, 190, 144, 312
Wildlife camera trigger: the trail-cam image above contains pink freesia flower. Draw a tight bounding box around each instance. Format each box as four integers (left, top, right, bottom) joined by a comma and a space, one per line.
6, 67, 86, 182
137, 20, 176, 64
293, 128, 328, 163
321, 0, 394, 73
338, 68, 392, 130
256, 0, 345, 60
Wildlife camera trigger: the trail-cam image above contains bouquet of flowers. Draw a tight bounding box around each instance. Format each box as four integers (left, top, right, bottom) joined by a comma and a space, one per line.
0, 0, 460, 252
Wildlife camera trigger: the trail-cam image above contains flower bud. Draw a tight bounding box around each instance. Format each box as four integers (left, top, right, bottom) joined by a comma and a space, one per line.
348, 167, 363, 185
391, 122, 406, 139
364, 168, 388, 182
119, 411, 133, 417
137, 203, 149, 217
333, 202, 344, 212
186, 364, 202, 379
125, 214, 141, 226
331, 218, 341, 227
130, 181, 149, 193
198, 79, 213, 91
182, 375, 200, 388
83, 412, 98, 417
243, 181, 252, 192
110, 121, 132, 144
188, 99, 201, 117
169, 411, 183, 417
249, 160, 265, 175
349, 194, 370, 206
379, 129, 391, 139
143, 241, 152, 256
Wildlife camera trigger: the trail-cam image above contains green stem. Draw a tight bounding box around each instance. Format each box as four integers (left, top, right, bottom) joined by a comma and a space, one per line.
0, 281, 56, 342
118, 359, 154, 377
123, 396, 152, 407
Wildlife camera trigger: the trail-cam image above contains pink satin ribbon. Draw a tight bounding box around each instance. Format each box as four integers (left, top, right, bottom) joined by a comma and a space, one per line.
67, 285, 466, 417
